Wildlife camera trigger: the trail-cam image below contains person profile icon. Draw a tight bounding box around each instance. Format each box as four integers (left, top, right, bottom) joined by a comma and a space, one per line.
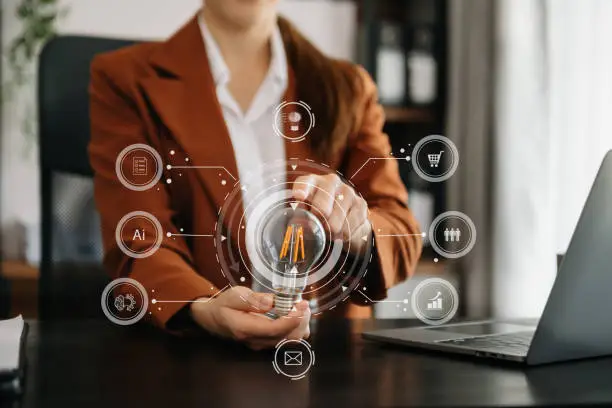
444, 228, 450, 242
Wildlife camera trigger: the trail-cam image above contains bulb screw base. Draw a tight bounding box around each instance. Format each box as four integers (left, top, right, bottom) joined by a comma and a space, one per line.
273, 292, 301, 317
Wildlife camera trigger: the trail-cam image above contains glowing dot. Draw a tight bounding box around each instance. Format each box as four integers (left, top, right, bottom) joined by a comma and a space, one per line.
403, 299, 408, 304
166, 164, 172, 170
152, 299, 157, 304
241, 225, 245, 229
396, 304, 400, 308
152, 289, 155, 293
166, 178, 172, 184
363, 287, 367, 291
210, 286, 214, 290
403, 308, 407, 312
421, 232, 426, 237
185, 157, 190, 162
434, 258, 439, 263
221, 180, 227, 186
337, 194, 344, 201
218, 173, 222, 177
166, 232, 172, 237
157, 188, 160, 191
377, 229, 382, 233
400, 148, 405, 153
405, 156, 411, 161
240, 276, 246, 282
180, 228, 184, 232
158, 307, 162, 311
170, 150, 175, 155
179, 173, 182, 176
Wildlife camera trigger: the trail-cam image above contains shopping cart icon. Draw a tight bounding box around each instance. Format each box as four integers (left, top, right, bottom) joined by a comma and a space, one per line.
428, 151, 444, 168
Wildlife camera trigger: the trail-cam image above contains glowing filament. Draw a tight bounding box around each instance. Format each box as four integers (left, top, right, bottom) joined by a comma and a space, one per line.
279, 224, 305, 263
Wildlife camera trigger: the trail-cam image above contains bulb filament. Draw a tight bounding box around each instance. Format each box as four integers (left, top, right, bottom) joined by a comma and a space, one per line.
279, 224, 305, 264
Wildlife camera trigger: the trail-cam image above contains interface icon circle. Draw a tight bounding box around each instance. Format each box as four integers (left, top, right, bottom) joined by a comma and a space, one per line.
411, 277, 459, 325
273, 101, 315, 142
273, 338, 315, 380
101, 278, 149, 326
115, 143, 164, 191
411, 135, 459, 182
115, 211, 163, 259
428, 211, 477, 259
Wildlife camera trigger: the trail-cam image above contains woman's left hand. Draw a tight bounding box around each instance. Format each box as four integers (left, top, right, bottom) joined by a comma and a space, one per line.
292, 174, 372, 257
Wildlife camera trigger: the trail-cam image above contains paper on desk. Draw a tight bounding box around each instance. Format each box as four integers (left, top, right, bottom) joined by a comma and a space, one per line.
0, 316, 24, 373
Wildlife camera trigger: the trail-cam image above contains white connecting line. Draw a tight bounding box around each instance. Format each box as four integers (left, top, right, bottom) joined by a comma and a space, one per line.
377, 232, 427, 238
358, 290, 408, 304
350, 157, 410, 180
152, 285, 229, 304
166, 232, 227, 242
166, 233, 213, 238
167, 165, 237, 181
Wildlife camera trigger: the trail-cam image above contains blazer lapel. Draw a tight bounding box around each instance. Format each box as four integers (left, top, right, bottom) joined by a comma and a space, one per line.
140, 15, 240, 219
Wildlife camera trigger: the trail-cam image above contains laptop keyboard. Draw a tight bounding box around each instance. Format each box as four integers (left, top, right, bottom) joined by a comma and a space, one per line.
437, 331, 535, 355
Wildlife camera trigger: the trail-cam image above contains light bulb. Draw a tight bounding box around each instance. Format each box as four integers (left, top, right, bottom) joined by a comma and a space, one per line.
259, 206, 326, 316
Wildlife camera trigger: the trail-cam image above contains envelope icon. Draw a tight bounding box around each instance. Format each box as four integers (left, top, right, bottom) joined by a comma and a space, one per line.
284, 351, 303, 366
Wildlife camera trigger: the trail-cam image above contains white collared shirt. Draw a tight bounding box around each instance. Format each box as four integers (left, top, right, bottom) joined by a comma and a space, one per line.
198, 14, 287, 211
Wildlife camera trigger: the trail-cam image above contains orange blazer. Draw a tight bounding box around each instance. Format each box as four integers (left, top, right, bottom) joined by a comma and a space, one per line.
89, 15, 422, 330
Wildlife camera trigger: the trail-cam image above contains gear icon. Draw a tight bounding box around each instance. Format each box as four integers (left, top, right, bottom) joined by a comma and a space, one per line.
125, 293, 136, 312
113, 293, 137, 312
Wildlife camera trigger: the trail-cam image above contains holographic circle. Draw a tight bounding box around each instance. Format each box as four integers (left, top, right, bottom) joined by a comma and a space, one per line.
273, 101, 315, 142
411, 277, 459, 325
214, 159, 373, 315
101, 278, 149, 326
273, 338, 315, 380
115, 143, 164, 191
428, 211, 477, 259
115, 211, 163, 259
411, 135, 459, 183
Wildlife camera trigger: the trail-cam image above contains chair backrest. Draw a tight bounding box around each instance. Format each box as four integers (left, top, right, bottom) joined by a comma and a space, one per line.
38, 36, 137, 320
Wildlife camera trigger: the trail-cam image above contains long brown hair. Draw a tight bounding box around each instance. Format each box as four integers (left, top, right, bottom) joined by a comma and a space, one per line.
277, 17, 361, 163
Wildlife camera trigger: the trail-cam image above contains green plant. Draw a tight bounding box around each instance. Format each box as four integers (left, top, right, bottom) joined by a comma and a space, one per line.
3, 0, 68, 150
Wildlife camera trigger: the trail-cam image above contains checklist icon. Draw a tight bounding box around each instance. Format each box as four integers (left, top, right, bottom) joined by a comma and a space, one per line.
284, 351, 303, 366
133, 157, 148, 176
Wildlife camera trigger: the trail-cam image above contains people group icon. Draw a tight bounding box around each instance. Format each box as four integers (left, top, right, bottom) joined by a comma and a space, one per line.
444, 228, 461, 243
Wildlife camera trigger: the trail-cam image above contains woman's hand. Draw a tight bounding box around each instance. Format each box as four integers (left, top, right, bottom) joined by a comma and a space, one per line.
190, 286, 311, 350
292, 174, 372, 257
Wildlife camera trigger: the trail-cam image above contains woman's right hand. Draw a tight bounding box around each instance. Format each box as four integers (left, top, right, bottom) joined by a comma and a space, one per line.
189, 286, 311, 350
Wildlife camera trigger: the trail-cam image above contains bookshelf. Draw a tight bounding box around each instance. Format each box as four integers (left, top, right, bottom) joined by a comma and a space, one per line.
358, 0, 449, 260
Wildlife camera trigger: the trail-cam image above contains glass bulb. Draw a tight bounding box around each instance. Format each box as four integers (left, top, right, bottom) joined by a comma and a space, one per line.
259, 206, 326, 316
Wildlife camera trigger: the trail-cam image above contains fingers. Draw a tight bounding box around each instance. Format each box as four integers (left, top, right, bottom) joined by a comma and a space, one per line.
293, 174, 339, 216
293, 174, 370, 241
225, 302, 310, 345
222, 286, 274, 313
345, 199, 369, 240
292, 175, 315, 201
328, 184, 355, 235
245, 301, 311, 350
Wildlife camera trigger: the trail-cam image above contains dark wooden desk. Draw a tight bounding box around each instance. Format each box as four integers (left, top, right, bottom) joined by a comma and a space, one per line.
15, 319, 612, 407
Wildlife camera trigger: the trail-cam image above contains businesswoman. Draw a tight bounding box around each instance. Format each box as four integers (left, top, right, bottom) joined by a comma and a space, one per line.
89, 0, 422, 350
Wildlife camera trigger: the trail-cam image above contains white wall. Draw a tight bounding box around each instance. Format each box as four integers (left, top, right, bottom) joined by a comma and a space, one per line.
1, 0, 356, 260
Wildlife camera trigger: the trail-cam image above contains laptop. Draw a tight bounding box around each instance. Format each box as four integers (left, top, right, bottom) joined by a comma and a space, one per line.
363, 150, 612, 365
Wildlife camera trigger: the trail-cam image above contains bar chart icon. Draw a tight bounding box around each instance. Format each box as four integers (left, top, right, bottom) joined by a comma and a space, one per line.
427, 292, 443, 310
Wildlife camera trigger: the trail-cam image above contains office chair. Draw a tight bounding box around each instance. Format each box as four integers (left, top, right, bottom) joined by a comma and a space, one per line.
38, 36, 136, 320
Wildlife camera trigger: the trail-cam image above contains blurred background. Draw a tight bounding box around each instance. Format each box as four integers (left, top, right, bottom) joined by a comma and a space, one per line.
1, 0, 611, 322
